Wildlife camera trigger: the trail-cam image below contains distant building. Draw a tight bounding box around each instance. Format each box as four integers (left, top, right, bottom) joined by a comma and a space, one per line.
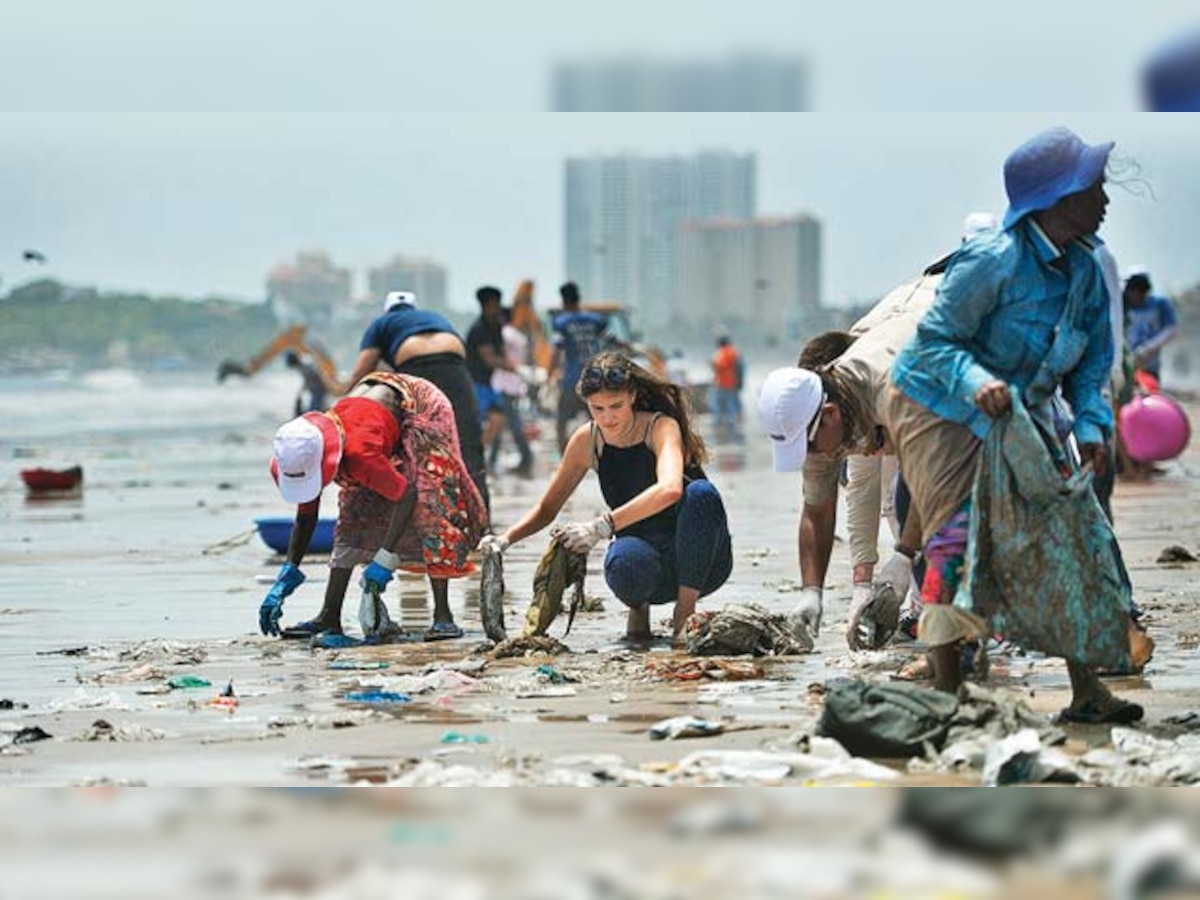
564, 151, 756, 332
676, 214, 822, 337
266, 251, 352, 329
367, 255, 449, 312
551, 53, 810, 111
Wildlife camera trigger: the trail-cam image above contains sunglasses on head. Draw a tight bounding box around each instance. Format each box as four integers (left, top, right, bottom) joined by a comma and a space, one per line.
579, 364, 631, 394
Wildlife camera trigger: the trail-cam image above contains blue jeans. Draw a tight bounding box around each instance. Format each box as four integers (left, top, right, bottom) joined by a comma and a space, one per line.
712, 387, 739, 430
603, 480, 733, 607
488, 394, 533, 470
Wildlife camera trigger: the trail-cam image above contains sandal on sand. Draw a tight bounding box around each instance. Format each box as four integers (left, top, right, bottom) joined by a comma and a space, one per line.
894, 656, 932, 681
424, 621, 464, 642
281, 620, 329, 640
309, 632, 361, 650
1057, 699, 1144, 725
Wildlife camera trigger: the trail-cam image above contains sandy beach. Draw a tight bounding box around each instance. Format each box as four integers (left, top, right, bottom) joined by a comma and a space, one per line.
2, 369, 1200, 787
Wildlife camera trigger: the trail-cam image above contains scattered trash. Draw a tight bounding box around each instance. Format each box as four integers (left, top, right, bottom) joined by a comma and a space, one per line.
37, 646, 89, 657
77, 719, 166, 742
119, 640, 208, 666
479, 545, 508, 642
490, 635, 570, 659
344, 690, 413, 705
523, 531, 587, 638
514, 685, 577, 699
327, 660, 391, 670
440, 731, 490, 744
1109, 820, 1200, 900
208, 681, 239, 710
980, 728, 1081, 786
818, 679, 959, 758
1157, 545, 1199, 564
11, 726, 52, 745
1163, 711, 1200, 728
80, 662, 166, 685
135, 684, 173, 696
672, 750, 790, 782
647, 657, 765, 682
269, 712, 377, 730
535, 663, 577, 684
684, 602, 813, 656
385, 669, 482, 696
649, 716, 726, 741
167, 675, 212, 689
46, 689, 129, 713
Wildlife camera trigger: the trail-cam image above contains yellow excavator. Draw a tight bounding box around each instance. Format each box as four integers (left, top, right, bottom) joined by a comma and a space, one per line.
217, 325, 345, 401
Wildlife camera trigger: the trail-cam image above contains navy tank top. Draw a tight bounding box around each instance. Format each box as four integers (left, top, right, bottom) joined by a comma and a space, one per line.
594, 414, 705, 544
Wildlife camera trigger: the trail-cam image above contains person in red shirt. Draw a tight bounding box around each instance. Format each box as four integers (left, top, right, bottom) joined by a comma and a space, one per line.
259, 372, 488, 644
710, 336, 743, 438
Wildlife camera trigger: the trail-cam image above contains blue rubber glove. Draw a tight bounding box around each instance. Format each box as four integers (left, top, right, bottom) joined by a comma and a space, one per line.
259, 562, 305, 636
361, 549, 399, 593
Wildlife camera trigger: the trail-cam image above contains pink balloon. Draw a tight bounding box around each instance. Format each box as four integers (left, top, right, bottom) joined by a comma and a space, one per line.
1120, 393, 1192, 462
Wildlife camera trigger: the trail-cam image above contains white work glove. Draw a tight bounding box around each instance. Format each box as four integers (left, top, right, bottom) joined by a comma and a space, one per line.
477, 534, 510, 555
876, 552, 914, 597
846, 581, 875, 651
559, 514, 614, 554
789, 586, 823, 639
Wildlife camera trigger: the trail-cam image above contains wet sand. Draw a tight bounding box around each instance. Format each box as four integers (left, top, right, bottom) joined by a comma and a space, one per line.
2, 374, 1199, 786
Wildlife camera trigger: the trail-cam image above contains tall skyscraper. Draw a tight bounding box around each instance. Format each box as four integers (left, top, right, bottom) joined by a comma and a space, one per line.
564, 151, 755, 332
367, 255, 449, 312
676, 215, 822, 336
551, 54, 810, 111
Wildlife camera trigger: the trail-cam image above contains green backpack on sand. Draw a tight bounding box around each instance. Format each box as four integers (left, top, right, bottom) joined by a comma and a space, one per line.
818, 678, 959, 758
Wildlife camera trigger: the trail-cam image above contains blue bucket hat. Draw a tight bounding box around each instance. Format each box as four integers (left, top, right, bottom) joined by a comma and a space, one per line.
1002, 127, 1114, 229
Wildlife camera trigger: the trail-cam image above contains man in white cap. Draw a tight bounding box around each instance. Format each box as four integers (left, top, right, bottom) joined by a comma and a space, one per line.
764, 213, 991, 652
346, 291, 489, 511
758, 311, 924, 645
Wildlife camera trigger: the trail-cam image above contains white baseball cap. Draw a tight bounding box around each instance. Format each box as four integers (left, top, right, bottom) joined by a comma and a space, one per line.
383, 291, 417, 312
757, 367, 825, 473
269, 413, 343, 503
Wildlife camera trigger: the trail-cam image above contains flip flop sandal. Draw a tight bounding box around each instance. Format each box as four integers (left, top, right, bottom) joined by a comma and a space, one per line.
308, 632, 361, 650
1057, 700, 1145, 725
280, 620, 329, 640
424, 622, 465, 642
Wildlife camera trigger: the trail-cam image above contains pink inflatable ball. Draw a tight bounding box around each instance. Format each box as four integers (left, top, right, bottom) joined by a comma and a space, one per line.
1119, 393, 1191, 463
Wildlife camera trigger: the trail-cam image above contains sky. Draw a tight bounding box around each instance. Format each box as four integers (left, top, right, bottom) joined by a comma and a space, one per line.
1, 2, 1199, 313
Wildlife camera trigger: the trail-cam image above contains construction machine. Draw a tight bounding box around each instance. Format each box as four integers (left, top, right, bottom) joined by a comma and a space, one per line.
216, 325, 345, 396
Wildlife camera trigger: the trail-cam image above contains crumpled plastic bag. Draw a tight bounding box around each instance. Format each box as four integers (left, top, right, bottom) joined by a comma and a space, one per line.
358, 585, 403, 641
685, 602, 813, 657
523, 528, 587, 637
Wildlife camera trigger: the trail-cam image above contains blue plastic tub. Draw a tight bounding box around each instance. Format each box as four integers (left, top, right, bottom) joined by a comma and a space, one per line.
255, 516, 336, 554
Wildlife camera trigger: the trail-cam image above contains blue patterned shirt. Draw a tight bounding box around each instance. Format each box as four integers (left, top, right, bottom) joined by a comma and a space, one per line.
891, 219, 1113, 445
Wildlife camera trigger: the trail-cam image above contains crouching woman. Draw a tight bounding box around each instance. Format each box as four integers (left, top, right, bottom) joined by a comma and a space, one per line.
479, 351, 732, 646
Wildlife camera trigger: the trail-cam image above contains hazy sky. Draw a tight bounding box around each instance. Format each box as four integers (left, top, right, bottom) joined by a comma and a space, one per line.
1, 3, 1198, 312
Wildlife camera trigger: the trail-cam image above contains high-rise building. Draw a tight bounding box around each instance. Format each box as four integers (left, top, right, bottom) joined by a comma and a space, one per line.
367, 255, 449, 312
552, 53, 810, 111
676, 215, 822, 337
266, 250, 352, 329
564, 151, 755, 332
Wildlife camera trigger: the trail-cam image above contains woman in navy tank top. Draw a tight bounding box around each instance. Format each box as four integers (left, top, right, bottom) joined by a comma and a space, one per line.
479, 351, 732, 647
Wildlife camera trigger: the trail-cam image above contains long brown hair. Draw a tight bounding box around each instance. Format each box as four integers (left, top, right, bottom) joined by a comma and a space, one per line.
577, 350, 708, 467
